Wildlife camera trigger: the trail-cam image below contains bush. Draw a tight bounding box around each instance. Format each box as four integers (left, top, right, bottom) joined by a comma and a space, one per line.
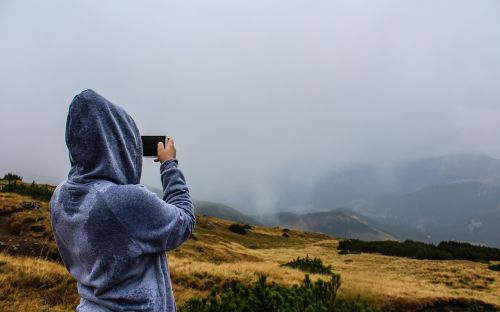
338, 239, 500, 263
180, 273, 382, 312
282, 232, 290, 238
1, 180, 53, 201
281, 255, 333, 275
489, 264, 500, 271
2, 173, 22, 181
243, 224, 252, 229
437, 241, 500, 262
228, 223, 247, 235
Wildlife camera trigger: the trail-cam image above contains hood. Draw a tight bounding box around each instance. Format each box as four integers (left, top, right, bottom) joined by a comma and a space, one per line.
65, 89, 142, 184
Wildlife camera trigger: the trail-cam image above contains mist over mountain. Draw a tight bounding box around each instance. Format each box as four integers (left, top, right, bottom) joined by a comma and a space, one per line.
273, 154, 500, 247
394, 154, 500, 191
306, 154, 500, 211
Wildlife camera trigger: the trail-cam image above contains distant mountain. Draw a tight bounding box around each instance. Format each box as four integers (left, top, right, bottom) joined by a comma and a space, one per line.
441, 211, 500, 247
297, 155, 500, 247
255, 209, 396, 241
373, 181, 500, 226
193, 200, 258, 224
367, 182, 500, 247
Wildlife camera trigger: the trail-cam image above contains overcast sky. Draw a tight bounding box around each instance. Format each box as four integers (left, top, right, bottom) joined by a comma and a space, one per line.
1, 0, 500, 213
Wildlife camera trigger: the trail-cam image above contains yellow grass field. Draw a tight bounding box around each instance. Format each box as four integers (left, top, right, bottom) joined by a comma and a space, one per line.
169, 216, 500, 309
0, 190, 499, 311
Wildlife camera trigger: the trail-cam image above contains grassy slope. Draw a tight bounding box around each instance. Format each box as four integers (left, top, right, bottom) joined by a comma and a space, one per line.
0, 187, 499, 311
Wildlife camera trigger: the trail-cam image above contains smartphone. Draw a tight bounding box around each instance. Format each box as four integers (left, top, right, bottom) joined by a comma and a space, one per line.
141, 135, 166, 157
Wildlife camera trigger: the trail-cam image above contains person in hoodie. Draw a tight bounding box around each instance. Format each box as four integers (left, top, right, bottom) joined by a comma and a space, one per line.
50, 89, 195, 312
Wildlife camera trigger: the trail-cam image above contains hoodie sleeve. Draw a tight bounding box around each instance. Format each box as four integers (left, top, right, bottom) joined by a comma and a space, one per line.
104, 160, 195, 254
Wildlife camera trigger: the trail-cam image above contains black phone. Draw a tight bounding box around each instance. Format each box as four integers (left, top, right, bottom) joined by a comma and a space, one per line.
141, 135, 166, 157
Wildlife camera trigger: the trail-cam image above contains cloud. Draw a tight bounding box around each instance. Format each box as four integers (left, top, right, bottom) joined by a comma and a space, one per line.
1, 0, 500, 212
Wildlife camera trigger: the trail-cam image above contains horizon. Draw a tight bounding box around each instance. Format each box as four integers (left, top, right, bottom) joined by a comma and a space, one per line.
1, 152, 500, 213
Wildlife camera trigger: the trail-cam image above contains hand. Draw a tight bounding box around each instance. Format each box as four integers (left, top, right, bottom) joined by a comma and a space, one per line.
154, 137, 177, 164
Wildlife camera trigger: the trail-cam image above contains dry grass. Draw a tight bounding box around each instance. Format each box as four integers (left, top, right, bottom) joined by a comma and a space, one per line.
0, 193, 29, 214
0, 189, 499, 310
167, 218, 500, 308
0, 252, 79, 312
0, 192, 59, 260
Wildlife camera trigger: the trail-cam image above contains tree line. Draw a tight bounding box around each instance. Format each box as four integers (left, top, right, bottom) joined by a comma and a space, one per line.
339, 239, 500, 263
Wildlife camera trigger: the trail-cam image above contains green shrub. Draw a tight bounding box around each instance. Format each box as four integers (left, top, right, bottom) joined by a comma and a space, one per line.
180, 274, 382, 312
437, 241, 500, 262
489, 264, 500, 271
281, 255, 333, 275
338, 239, 500, 263
2, 173, 22, 181
282, 232, 290, 238
229, 223, 247, 235
1, 180, 53, 201
243, 224, 252, 229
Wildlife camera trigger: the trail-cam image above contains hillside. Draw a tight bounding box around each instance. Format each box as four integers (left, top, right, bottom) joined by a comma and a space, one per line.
0, 179, 499, 311
193, 199, 258, 224
365, 181, 500, 247
255, 209, 397, 241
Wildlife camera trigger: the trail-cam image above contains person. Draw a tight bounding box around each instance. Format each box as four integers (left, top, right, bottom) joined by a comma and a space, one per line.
50, 89, 195, 311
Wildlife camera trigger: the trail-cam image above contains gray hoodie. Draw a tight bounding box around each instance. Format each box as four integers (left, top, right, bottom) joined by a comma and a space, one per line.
50, 89, 195, 311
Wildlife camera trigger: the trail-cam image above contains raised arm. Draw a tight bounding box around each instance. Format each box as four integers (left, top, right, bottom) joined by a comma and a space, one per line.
106, 138, 195, 253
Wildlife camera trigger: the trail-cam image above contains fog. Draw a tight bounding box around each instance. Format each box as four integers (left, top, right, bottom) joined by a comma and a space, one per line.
1, 0, 500, 214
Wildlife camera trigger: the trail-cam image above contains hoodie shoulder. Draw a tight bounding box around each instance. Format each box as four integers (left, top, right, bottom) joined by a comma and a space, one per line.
93, 183, 165, 223
93, 183, 154, 205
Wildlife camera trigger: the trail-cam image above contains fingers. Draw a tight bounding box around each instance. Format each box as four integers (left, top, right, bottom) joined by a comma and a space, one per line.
167, 136, 174, 147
